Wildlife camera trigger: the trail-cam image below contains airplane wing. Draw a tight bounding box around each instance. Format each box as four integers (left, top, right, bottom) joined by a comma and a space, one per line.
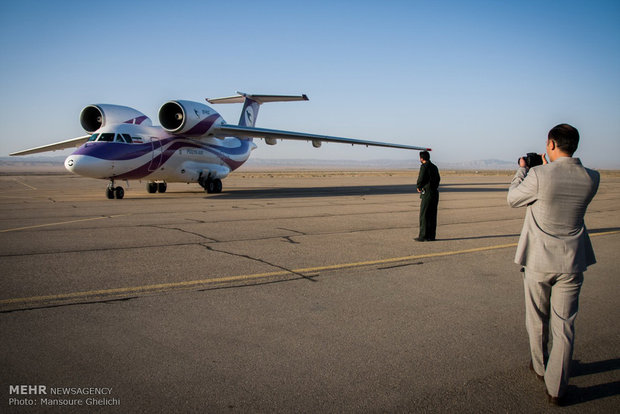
207, 92, 309, 104
10, 135, 91, 156
212, 124, 431, 151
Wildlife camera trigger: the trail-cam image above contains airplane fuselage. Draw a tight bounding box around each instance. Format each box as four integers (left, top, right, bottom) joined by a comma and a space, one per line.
64, 122, 256, 185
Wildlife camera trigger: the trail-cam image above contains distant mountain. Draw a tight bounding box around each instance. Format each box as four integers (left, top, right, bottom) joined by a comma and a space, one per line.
438, 159, 515, 170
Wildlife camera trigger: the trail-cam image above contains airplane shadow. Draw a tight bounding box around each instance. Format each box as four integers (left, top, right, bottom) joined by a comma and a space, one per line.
214, 183, 508, 200
437, 227, 619, 242
589, 227, 620, 234
561, 359, 620, 406
437, 234, 520, 241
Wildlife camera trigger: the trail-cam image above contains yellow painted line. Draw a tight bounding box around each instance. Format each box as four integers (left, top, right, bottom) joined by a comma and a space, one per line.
2, 230, 618, 309
0, 214, 130, 233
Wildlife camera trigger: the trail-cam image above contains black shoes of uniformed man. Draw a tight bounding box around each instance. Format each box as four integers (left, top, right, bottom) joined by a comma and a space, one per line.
414, 237, 435, 242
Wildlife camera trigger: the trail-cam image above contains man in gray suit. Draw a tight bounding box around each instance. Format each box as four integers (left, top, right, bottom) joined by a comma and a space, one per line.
507, 124, 599, 405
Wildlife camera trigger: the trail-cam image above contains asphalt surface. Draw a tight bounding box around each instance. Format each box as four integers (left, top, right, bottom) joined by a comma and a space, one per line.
1, 171, 619, 413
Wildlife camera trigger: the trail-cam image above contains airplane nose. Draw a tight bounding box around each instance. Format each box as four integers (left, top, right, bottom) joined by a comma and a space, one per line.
65, 154, 113, 178
64, 156, 76, 172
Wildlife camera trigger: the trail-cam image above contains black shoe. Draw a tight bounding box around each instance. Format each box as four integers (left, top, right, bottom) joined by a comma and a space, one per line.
529, 360, 544, 382
414, 237, 426, 242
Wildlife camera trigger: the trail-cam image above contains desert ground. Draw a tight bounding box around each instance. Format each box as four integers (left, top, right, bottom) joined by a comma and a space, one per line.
1, 169, 618, 412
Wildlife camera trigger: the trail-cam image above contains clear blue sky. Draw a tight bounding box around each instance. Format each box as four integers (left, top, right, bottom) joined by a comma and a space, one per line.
1, 0, 619, 167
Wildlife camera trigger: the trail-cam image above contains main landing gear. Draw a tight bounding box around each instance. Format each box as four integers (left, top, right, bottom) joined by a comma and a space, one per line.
106, 180, 124, 199
199, 176, 223, 194
146, 181, 167, 194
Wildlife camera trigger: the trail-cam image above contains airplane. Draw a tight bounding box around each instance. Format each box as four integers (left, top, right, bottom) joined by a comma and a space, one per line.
10, 92, 431, 199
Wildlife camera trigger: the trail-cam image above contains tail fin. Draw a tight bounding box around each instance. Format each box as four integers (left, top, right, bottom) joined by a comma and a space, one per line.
207, 92, 309, 127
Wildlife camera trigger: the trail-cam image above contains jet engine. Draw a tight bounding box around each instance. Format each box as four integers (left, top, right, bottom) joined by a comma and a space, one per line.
158, 100, 223, 136
80, 104, 152, 133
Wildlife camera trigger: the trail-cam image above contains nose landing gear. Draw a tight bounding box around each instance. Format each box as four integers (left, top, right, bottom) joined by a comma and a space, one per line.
106, 180, 124, 199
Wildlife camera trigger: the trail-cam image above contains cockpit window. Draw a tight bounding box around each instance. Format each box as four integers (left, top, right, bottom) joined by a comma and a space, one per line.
98, 133, 115, 142
88, 134, 98, 142
122, 134, 133, 143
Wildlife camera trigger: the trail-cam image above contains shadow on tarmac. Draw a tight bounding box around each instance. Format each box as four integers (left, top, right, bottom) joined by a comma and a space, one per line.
215, 184, 508, 199
437, 234, 520, 241
589, 227, 620, 235
434, 228, 620, 243
563, 359, 620, 406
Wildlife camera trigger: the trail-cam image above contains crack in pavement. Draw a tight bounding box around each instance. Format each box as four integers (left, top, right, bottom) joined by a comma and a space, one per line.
150, 225, 220, 243
281, 236, 300, 244
202, 245, 317, 282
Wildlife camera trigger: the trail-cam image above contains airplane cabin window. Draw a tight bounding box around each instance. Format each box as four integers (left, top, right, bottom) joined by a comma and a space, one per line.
122, 134, 133, 143
88, 134, 99, 142
98, 133, 115, 142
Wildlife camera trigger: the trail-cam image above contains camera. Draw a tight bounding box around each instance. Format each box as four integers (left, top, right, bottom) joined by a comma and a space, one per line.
519, 152, 543, 168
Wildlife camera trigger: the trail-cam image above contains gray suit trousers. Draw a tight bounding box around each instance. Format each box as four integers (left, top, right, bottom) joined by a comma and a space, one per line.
523, 268, 583, 398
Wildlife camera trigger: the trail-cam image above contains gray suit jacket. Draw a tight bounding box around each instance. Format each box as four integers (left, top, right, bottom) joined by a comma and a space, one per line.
507, 157, 599, 273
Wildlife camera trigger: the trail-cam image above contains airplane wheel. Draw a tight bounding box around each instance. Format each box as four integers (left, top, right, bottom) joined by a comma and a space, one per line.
213, 179, 222, 193
115, 187, 125, 199
106, 187, 115, 199
205, 180, 215, 193
157, 182, 167, 193
147, 182, 157, 193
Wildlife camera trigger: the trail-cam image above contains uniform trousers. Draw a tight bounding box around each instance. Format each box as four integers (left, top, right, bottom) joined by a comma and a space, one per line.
523, 268, 583, 398
418, 191, 439, 240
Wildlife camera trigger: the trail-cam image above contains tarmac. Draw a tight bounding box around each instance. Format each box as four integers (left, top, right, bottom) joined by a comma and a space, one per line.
1, 170, 618, 413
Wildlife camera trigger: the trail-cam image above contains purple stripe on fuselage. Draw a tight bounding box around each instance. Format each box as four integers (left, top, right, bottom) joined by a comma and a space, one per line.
80, 137, 253, 179
184, 113, 221, 135
72, 137, 250, 162
72, 141, 154, 160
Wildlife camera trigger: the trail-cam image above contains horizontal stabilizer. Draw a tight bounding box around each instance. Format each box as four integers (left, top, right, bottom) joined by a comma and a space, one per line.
212, 125, 430, 151
10, 135, 91, 156
207, 92, 309, 105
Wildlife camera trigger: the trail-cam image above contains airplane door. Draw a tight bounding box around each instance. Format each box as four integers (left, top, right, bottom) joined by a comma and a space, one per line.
148, 138, 163, 171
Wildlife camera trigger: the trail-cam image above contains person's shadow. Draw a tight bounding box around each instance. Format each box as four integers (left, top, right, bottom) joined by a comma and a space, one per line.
561, 358, 620, 406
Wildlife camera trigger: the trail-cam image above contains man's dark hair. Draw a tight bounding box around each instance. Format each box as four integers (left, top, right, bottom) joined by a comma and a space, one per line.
419, 151, 430, 161
548, 124, 579, 155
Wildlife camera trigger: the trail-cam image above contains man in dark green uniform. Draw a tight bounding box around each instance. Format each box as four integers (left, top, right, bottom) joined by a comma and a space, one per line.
415, 151, 440, 241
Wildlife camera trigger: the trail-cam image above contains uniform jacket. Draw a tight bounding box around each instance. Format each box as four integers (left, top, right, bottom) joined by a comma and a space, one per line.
507, 157, 599, 273
417, 161, 440, 195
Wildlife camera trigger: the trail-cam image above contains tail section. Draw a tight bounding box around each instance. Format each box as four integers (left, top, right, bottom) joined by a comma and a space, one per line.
207, 92, 308, 127
239, 97, 261, 127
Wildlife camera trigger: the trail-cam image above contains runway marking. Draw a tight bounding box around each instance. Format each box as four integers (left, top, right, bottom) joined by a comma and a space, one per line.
0, 214, 131, 233
2, 229, 618, 310
13, 178, 37, 190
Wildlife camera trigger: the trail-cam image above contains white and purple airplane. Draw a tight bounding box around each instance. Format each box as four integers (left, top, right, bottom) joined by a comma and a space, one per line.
10, 92, 431, 199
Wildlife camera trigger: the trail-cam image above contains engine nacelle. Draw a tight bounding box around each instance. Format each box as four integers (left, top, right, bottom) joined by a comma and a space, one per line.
80, 104, 152, 133
159, 100, 223, 136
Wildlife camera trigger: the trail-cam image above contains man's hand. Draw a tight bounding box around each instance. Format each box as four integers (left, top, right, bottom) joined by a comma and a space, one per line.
417, 188, 422, 193
542, 153, 548, 165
